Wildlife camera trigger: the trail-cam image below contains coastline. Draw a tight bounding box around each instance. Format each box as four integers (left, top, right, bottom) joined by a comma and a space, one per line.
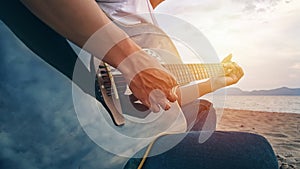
217, 108, 300, 168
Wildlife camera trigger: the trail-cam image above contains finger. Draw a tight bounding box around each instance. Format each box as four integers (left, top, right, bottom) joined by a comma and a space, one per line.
226, 68, 233, 75
225, 65, 234, 75
223, 63, 234, 75
140, 98, 151, 109
233, 63, 244, 78
158, 98, 171, 111
235, 63, 244, 76
229, 62, 241, 75
221, 53, 232, 63
167, 86, 178, 102
150, 102, 160, 113
230, 74, 238, 84
148, 89, 166, 112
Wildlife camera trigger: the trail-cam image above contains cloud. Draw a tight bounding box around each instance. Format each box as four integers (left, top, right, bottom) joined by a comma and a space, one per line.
232, 0, 293, 13
291, 63, 300, 70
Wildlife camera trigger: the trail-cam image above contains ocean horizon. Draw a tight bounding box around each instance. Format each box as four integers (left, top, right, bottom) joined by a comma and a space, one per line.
203, 95, 300, 114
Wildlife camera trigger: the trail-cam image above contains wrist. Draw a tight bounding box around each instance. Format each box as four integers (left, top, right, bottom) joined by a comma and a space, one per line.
83, 21, 134, 65
210, 77, 227, 92
102, 38, 141, 68
117, 50, 163, 83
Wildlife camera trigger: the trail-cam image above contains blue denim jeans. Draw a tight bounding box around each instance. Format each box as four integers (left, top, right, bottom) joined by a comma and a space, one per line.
125, 131, 278, 169
124, 100, 278, 169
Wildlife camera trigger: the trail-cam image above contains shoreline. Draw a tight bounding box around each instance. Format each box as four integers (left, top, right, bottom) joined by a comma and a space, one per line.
218, 107, 300, 115
217, 108, 300, 168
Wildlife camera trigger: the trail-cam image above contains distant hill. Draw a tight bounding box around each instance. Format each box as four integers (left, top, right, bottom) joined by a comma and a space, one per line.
214, 87, 300, 96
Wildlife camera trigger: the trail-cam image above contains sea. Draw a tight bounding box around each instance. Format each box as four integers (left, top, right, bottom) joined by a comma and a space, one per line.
203, 95, 300, 114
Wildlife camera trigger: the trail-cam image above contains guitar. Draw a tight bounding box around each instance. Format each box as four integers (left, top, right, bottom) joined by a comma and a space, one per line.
73, 20, 237, 158
95, 51, 229, 126
94, 21, 230, 126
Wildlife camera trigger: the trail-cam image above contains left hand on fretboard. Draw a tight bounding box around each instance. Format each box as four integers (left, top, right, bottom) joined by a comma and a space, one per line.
211, 54, 244, 90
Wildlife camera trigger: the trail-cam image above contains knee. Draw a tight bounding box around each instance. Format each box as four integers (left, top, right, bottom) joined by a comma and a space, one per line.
199, 99, 214, 112
216, 131, 279, 169
187, 99, 217, 131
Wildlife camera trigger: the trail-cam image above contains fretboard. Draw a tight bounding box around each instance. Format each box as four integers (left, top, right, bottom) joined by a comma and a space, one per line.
163, 63, 224, 85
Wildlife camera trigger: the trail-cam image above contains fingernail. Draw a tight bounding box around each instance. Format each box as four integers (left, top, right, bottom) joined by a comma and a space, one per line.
165, 103, 171, 111
151, 107, 160, 113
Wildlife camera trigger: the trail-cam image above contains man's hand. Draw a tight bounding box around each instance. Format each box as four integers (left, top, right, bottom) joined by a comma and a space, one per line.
129, 68, 178, 112
117, 51, 178, 113
210, 54, 244, 91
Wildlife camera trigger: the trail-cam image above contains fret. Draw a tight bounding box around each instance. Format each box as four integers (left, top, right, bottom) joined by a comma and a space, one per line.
206, 64, 213, 77
193, 64, 199, 79
207, 64, 213, 77
198, 65, 201, 79
189, 64, 196, 81
183, 65, 188, 83
212, 64, 217, 76
200, 65, 207, 79
218, 64, 225, 76
210, 64, 215, 77
204, 64, 209, 77
191, 65, 195, 79
187, 64, 193, 80
171, 64, 179, 83
183, 64, 189, 83
200, 65, 205, 79
190, 64, 196, 79
181, 64, 186, 83
195, 65, 199, 79
169, 64, 175, 79
184, 65, 188, 83
179, 64, 184, 83
188, 64, 196, 81
176, 64, 183, 84
175, 65, 180, 84
174, 64, 179, 83
211, 64, 216, 76
197, 64, 202, 79
214, 64, 220, 76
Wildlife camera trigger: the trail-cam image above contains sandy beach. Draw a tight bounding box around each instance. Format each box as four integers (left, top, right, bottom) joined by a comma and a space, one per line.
217, 109, 300, 168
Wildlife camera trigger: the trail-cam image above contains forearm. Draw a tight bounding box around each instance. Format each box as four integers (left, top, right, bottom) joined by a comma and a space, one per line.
20, 0, 140, 67
21, 0, 109, 46
197, 80, 214, 96
196, 78, 227, 97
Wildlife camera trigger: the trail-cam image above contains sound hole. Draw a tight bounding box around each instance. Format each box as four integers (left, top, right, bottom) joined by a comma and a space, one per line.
113, 75, 152, 119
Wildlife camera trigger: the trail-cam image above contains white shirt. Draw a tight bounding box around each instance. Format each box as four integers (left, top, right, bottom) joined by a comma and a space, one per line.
96, 0, 157, 24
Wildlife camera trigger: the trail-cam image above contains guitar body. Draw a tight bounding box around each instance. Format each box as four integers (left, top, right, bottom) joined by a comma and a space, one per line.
95, 21, 186, 126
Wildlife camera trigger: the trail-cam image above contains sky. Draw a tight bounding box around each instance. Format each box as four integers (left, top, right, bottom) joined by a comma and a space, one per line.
155, 0, 300, 91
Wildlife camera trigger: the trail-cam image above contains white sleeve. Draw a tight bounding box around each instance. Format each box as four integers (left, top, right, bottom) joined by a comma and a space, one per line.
96, 0, 156, 24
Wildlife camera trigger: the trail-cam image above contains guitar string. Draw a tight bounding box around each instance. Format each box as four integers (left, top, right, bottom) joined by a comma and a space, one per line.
102, 63, 224, 91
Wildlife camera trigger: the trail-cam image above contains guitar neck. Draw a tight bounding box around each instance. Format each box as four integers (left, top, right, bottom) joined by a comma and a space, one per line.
163, 63, 224, 85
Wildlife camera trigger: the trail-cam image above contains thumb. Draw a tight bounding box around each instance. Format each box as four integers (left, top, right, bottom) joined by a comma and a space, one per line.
221, 53, 233, 63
